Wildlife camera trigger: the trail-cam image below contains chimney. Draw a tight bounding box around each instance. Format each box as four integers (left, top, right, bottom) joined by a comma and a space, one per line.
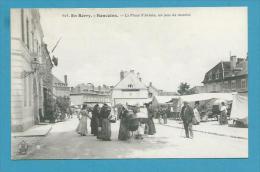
230, 55, 237, 71
64, 75, 68, 86
137, 72, 142, 82
149, 82, 152, 86
120, 70, 124, 80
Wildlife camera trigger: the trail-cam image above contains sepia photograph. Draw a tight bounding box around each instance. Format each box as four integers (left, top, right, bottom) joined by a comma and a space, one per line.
11, 7, 248, 159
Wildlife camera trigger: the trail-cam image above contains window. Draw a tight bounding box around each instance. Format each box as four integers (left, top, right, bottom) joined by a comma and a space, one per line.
231, 80, 236, 90
36, 40, 38, 54
31, 31, 34, 52
26, 18, 29, 49
24, 77, 27, 107
28, 76, 32, 106
241, 79, 247, 89
21, 9, 25, 42
38, 45, 40, 54
128, 84, 133, 88
38, 80, 41, 96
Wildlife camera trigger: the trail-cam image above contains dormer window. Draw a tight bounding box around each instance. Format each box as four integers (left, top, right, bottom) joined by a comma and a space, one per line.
128, 84, 133, 88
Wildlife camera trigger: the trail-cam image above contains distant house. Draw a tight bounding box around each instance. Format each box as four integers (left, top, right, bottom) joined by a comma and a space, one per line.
147, 82, 163, 98
148, 82, 178, 97
111, 70, 149, 106
70, 83, 111, 106
52, 75, 71, 97
202, 55, 248, 93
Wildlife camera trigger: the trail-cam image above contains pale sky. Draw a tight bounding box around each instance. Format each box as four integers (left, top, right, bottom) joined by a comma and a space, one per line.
39, 7, 247, 92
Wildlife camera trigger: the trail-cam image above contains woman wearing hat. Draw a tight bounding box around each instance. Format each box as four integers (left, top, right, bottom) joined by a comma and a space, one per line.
99, 104, 112, 141
76, 105, 91, 136
118, 105, 131, 141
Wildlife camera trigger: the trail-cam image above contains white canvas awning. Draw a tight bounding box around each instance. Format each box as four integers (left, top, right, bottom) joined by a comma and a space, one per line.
179, 93, 234, 102
230, 94, 248, 125
167, 93, 235, 111
153, 96, 179, 104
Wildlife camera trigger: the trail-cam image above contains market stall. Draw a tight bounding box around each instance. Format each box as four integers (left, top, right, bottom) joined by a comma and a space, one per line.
151, 96, 180, 118
230, 94, 248, 127
168, 93, 235, 121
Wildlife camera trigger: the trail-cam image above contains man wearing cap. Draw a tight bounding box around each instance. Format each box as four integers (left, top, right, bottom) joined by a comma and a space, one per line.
180, 101, 195, 138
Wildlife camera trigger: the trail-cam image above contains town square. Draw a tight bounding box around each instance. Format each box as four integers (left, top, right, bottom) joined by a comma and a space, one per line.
10, 8, 248, 159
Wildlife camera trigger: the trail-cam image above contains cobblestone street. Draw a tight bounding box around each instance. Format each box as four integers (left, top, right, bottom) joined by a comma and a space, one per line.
12, 116, 247, 159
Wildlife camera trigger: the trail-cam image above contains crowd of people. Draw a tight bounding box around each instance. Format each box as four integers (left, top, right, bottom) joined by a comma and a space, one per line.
75, 103, 157, 141
76, 104, 112, 141
74, 100, 229, 141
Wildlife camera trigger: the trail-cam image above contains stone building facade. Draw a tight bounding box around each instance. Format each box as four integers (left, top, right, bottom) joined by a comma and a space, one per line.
11, 9, 44, 131
70, 83, 111, 106
41, 43, 54, 120
52, 75, 71, 98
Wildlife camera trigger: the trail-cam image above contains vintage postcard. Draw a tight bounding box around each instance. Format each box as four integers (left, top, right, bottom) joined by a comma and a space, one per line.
10, 7, 248, 159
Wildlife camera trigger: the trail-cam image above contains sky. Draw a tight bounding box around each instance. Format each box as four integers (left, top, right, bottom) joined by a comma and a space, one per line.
39, 7, 247, 92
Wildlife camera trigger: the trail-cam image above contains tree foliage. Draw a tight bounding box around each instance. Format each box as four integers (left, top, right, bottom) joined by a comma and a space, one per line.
43, 95, 55, 122
44, 96, 70, 122
177, 82, 195, 95
56, 96, 70, 114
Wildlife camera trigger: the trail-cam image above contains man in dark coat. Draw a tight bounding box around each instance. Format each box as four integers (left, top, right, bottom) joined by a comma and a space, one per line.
180, 101, 195, 138
144, 103, 156, 135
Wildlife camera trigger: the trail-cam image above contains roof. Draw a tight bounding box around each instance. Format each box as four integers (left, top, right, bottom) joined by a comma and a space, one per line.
52, 75, 65, 85
113, 72, 147, 90
148, 84, 160, 91
225, 60, 248, 78
202, 61, 228, 83
202, 58, 248, 83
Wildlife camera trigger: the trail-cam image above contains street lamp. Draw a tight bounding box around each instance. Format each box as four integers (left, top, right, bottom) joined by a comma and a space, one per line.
31, 57, 40, 72
21, 57, 41, 78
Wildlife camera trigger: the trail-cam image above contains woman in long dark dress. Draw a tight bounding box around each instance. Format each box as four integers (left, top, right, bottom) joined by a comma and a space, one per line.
96, 109, 102, 139
118, 106, 131, 141
145, 103, 156, 135
91, 104, 100, 136
99, 104, 112, 141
